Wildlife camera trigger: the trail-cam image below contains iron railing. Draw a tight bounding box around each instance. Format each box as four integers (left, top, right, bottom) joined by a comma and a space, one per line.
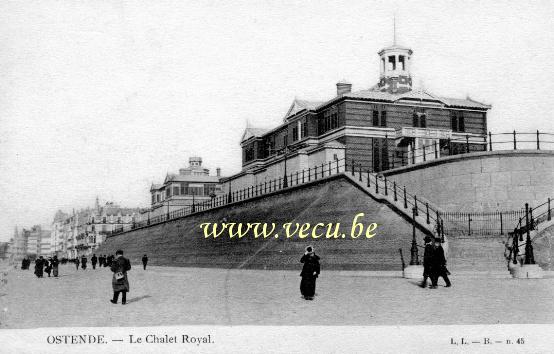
442, 210, 526, 237
507, 198, 553, 265
108, 158, 446, 245
375, 130, 554, 172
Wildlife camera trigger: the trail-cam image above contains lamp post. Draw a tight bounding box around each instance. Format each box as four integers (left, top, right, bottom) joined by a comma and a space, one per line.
227, 179, 232, 203
524, 203, 535, 265
409, 207, 419, 265
282, 147, 289, 188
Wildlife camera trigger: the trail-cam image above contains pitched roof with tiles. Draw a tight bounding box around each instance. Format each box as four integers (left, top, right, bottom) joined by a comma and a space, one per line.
241, 127, 271, 142
284, 98, 325, 120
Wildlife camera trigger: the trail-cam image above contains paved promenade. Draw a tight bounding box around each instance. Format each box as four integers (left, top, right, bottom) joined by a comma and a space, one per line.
1, 265, 553, 328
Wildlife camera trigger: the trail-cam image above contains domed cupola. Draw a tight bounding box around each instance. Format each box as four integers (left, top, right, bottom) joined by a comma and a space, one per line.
377, 43, 413, 94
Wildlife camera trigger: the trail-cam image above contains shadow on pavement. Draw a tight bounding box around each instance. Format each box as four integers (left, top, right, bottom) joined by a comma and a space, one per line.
125, 295, 151, 304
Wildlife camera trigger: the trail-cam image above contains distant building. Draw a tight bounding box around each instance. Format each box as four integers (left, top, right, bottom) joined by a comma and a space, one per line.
8, 227, 27, 263
50, 210, 69, 257
0, 242, 9, 260
149, 157, 225, 218
26, 225, 51, 257
59, 198, 142, 258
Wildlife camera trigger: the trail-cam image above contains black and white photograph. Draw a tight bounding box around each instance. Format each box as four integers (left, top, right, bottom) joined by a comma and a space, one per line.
0, 1, 553, 353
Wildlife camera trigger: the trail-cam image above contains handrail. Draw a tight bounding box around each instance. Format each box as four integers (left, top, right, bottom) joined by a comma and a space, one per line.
108, 157, 445, 246
377, 130, 553, 172
506, 197, 553, 265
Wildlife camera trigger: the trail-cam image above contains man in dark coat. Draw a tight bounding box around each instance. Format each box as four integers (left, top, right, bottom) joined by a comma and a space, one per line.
300, 245, 320, 300
110, 249, 131, 305
99, 255, 104, 267
430, 238, 451, 288
141, 254, 148, 270
91, 254, 98, 270
420, 236, 434, 288
51, 256, 60, 277
21, 258, 26, 270
75, 257, 80, 270
34, 256, 45, 278
81, 255, 87, 270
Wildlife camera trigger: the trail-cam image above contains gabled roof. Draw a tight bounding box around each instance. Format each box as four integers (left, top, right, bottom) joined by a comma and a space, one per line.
284, 98, 324, 120
241, 127, 270, 142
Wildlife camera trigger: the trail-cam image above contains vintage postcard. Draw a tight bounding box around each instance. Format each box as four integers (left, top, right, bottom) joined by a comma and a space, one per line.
0, 1, 553, 353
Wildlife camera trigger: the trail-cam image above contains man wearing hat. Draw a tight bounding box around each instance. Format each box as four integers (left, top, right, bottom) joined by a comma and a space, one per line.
430, 237, 451, 288
420, 235, 434, 288
300, 245, 320, 300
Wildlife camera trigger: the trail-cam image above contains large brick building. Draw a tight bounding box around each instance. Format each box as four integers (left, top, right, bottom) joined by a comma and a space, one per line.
225, 41, 491, 190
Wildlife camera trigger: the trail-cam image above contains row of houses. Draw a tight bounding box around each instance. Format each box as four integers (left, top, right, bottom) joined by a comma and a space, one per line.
3, 157, 226, 261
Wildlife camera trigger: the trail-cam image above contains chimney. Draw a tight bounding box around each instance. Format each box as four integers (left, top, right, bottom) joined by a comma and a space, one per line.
336, 80, 352, 96
216, 167, 221, 177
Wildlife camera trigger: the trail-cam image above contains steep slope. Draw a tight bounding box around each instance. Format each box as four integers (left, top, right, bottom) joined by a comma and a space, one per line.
96, 176, 430, 270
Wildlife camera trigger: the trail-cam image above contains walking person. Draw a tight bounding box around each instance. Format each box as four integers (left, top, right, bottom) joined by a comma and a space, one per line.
141, 254, 148, 270
99, 255, 104, 267
110, 250, 131, 305
91, 254, 98, 270
299, 245, 320, 300
430, 237, 451, 288
75, 257, 80, 270
51, 256, 60, 277
81, 255, 87, 270
44, 257, 52, 277
34, 256, 45, 278
420, 236, 434, 288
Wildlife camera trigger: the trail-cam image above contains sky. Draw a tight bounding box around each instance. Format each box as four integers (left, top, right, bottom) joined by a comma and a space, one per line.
1, 0, 553, 241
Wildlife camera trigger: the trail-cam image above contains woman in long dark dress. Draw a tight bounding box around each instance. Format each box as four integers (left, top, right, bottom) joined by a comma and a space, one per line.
300, 245, 320, 300
34, 257, 44, 278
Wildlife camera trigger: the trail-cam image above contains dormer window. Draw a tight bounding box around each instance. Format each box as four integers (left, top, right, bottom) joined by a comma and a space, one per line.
399, 56, 405, 70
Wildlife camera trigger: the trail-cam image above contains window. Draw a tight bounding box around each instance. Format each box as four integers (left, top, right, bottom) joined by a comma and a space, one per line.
381, 110, 387, 127
399, 56, 405, 70
388, 56, 396, 70
173, 186, 179, 196
156, 194, 160, 203
381, 58, 385, 72
450, 111, 465, 132
283, 134, 288, 147
372, 106, 387, 127
244, 144, 255, 162
180, 183, 186, 195
373, 110, 379, 126
302, 121, 307, 138
292, 126, 298, 141
166, 188, 171, 198
319, 108, 339, 134
151, 194, 155, 204
413, 109, 427, 128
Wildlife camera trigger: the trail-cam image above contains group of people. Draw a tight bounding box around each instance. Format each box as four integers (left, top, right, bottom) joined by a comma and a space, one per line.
421, 236, 452, 288
73, 254, 117, 270
33, 255, 60, 278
